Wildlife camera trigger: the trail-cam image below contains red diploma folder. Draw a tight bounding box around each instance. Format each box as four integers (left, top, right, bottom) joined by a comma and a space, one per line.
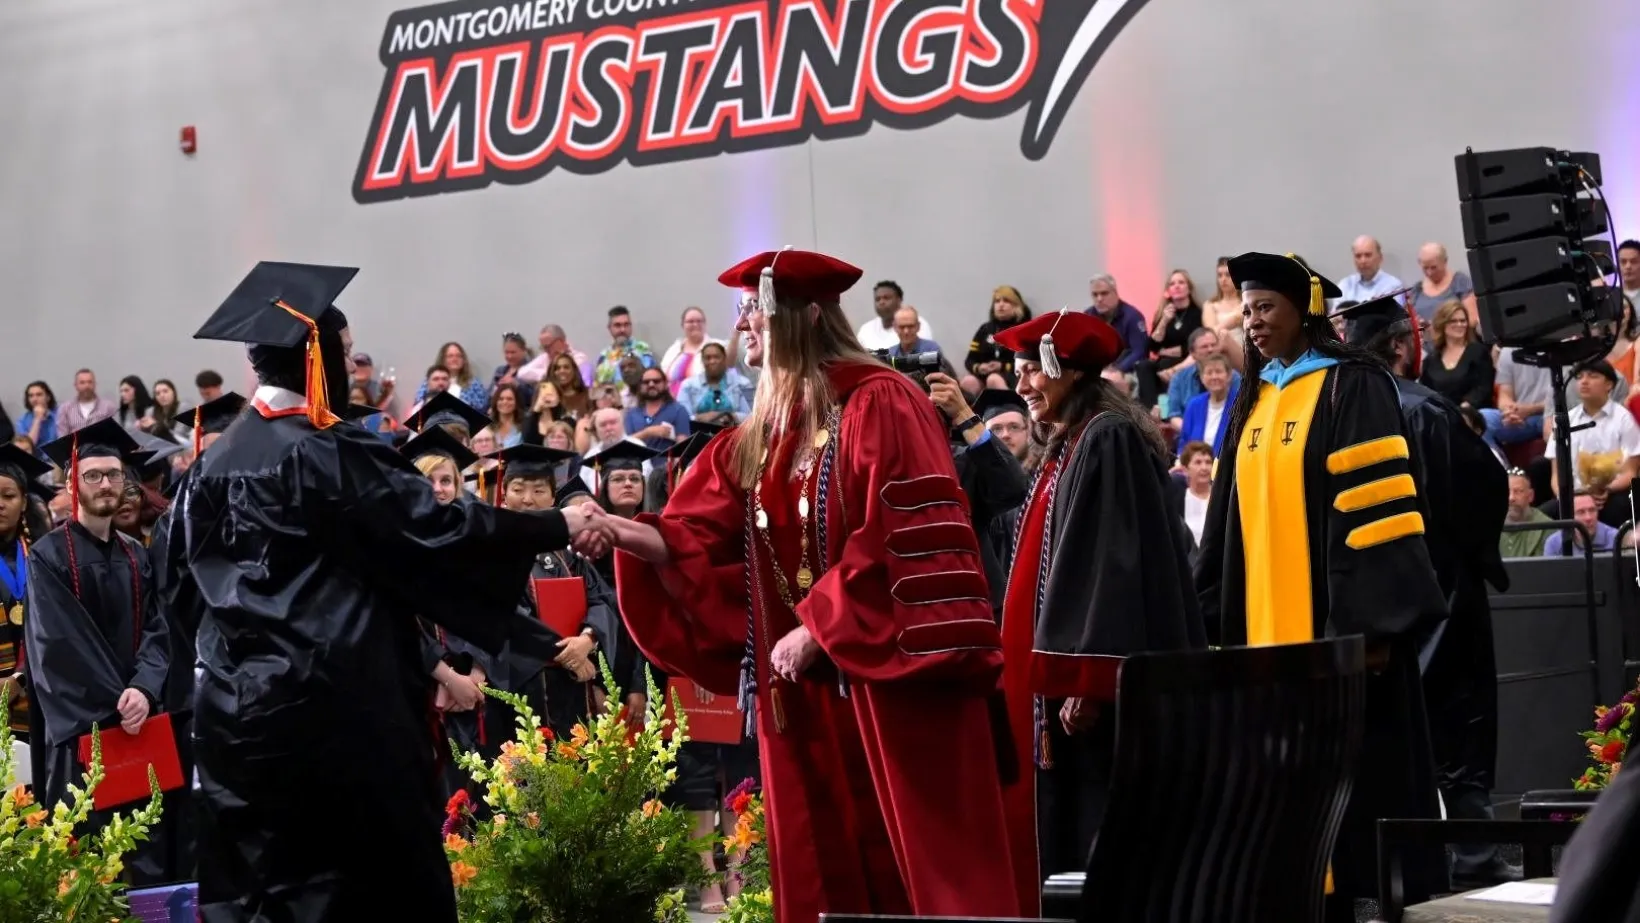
532, 576, 587, 638
662, 679, 743, 745
77, 713, 184, 811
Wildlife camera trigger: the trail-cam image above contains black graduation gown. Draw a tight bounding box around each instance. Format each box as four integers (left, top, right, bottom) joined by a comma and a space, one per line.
952, 432, 1029, 623
148, 463, 206, 882
23, 523, 169, 809
1396, 380, 1508, 795
184, 411, 575, 923
1549, 758, 1640, 923
1026, 413, 1208, 876
1195, 360, 1449, 903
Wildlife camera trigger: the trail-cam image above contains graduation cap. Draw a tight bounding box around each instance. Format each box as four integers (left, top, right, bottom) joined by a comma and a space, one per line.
404, 391, 491, 438
39, 419, 145, 522
194, 261, 359, 429
657, 432, 714, 494
973, 388, 1029, 422
481, 444, 576, 508
175, 391, 248, 457
556, 471, 593, 506
341, 402, 381, 422
588, 439, 659, 474
131, 435, 187, 481
994, 309, 1122, 378
399, 425, 479, 473
0, 444, 53, 504
1331, 289, 1420, 347
717, 247, 863, 316
686, 418, 734, 441
1227, 252, 1342, 317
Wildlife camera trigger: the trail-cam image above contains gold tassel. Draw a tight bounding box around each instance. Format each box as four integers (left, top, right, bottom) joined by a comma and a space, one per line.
1286, 252, 1325, 316
770, 684, 787, 734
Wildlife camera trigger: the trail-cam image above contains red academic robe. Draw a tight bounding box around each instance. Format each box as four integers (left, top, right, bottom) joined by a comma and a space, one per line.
616, 362, 1022, 923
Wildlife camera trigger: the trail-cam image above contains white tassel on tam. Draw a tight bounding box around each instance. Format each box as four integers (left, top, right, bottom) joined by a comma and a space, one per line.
760, 245, 793, 316
1039, 305, 1070, 379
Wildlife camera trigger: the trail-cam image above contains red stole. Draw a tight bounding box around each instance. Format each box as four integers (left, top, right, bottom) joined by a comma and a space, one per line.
997, 453, 1061, 916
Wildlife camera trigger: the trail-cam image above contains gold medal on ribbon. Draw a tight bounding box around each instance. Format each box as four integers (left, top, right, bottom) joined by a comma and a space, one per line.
7, 602, 21, 626
797, 496, 810, 518
755, 509, 769, 530
796, 567, 814, 590
813, 429, 830, 450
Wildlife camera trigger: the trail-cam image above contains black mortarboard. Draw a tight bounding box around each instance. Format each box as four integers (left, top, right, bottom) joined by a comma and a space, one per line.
660, 432, 707, 463
193, 262, 358, 348
39, 418, 143, 468
588, 440, 659, 473
973, 388, 1029, 422
557, 461, 593, 505
1331, 290, 1419, 347
491, 444, 576, 482
175, 392, 248, 437
1227, 252, 1342, 317
0, 444, 52, 489
132, 434, 186, 480
399, 426, 480, 472
686, 418, 734, 441
404, 392, 492, 436
342, 403, 381, 421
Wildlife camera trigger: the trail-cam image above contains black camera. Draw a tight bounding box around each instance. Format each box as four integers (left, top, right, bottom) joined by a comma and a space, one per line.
873, 349, 943, 375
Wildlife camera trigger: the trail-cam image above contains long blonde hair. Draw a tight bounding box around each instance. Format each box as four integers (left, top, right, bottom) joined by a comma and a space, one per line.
730, 296, 878, 488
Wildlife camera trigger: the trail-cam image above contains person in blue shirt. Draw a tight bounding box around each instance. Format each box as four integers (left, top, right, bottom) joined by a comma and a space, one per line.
1083, 274, 1149, 375
16, 380, 59, 457
1177, 354, 1239, 454
1164, 328, 1241, 424
622, 367, 692, 451
1543, 489, 1630, 555
676, 342, 753, 421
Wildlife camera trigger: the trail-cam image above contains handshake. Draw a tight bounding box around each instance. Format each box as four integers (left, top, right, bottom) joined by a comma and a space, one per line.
561, 503, 630, 560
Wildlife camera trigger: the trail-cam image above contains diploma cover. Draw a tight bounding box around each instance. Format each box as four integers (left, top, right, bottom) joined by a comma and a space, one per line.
77, 713, 185, 810
663, 679, 743, 745
532, 576, 587, 638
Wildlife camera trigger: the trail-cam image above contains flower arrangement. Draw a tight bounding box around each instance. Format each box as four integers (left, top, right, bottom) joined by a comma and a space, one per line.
0, 686, 164, 923
442, 662, 713, 923
1574, 677, 1635, 792
721, 778, 772, 923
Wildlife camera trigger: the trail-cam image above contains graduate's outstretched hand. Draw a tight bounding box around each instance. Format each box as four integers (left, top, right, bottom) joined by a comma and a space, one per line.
770, 625, 820, 681
117, 688, 150, 735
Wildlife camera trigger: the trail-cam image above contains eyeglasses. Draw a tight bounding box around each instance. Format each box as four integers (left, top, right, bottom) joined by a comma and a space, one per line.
606, 473, 645, 486
79, 469, 127, 485
989, 422, 1028, 434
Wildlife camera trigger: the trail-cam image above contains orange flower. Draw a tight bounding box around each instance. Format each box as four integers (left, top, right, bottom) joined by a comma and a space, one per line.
556, 742, 581, 760
9, 784, 31, 809
451, 861, 478, 887
642, 800, 663, 818
58, 871, 76, 896
444, 834, 468, 853
24, 809, 45, 828
525, 812, 540, 829
571, 724, 590, 747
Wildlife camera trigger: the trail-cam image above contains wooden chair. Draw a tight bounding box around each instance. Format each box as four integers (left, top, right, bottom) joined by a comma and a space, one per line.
825, 637, 1367, 923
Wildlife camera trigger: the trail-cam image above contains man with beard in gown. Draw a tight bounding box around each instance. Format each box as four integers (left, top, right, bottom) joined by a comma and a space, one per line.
183, 261, 603, 922
1333, 293, 1516, 886
597, 248, 1022, 921
25, 418, 172, 882
1195, 253, 1449, 920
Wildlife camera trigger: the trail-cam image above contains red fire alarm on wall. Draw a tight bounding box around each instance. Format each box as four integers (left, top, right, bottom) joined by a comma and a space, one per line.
180, 126, 197, 155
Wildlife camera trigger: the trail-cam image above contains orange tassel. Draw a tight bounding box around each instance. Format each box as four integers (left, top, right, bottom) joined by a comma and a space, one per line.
477, 466, 487, 504
494, 461, 506, 507
192, 412, 204, 459
274, 300, 340, 429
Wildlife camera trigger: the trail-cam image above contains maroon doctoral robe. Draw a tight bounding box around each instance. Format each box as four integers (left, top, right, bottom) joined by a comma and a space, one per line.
616, 362, 1021, 923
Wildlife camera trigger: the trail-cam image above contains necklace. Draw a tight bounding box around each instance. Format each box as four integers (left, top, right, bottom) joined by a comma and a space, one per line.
0, 540, 23, 626
744, 411, 839, 733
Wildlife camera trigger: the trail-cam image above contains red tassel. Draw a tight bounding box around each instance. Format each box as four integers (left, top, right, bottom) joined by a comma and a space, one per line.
494, 461, 506, 508
192, 412, 204, 459
66, 435, 81, 601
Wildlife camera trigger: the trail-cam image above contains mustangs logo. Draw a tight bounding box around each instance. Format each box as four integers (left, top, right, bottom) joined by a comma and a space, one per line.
353, 0, 1150, 203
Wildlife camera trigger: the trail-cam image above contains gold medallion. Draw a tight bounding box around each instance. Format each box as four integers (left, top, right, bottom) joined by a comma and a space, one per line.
797, 496, 809, 518
755, 509, 769, 530
796, 567, 813, 590
813, 429, 830, 449
7, 602, 20, 626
